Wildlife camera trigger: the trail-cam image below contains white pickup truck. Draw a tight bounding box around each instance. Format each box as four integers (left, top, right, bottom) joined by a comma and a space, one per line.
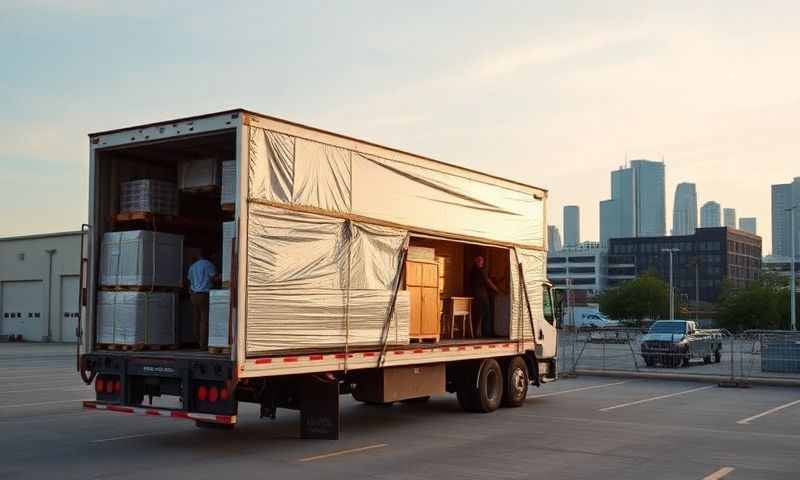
640, 320, 723, 368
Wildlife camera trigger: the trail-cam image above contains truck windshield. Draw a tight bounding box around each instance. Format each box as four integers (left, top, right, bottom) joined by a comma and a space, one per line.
649, 322, 685, 334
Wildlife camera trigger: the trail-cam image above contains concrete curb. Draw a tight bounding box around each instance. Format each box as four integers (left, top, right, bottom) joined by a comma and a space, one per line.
574, 369, 800, 388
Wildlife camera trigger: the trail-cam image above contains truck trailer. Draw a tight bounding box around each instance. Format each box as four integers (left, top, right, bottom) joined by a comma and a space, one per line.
78, 109, 557, 439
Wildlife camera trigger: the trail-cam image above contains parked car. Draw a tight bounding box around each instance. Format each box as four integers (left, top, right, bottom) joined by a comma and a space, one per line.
640, 320, 723, 368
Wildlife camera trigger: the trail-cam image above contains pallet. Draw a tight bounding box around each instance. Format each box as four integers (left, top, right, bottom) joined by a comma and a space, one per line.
181, 185, 220, 195
112, 211, 216, 231
410, 336, 440, 343
99, 285, 182, 293
208, 346, 231, 355
99, 343, 179, 351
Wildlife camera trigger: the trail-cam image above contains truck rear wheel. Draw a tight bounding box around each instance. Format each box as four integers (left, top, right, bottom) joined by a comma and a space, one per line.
457, 359, 503, 413
501, 356, 528, 408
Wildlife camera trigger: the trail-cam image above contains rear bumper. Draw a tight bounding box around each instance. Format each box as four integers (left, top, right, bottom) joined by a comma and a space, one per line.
83, 401, 237, 425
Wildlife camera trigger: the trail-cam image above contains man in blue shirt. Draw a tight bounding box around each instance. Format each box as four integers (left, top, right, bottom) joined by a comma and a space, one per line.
188, 249, 218, 348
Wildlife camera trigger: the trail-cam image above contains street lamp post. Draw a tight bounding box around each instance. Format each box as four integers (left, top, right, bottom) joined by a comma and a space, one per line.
787, 205, 798, 331
662, 248, 680, 321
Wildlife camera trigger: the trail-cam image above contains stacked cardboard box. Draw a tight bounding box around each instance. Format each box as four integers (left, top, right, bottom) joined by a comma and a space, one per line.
178, 158, 220, 191
208, 289, 230, 348
120, 179, 178, 215
96, 291, 177, 346
222, 222, 235, 283
100, 231, 184, 288
221, 160, 236, 205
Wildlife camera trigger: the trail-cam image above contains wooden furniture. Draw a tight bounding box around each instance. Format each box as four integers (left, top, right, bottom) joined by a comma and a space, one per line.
445, 297, 473, 339
405, 259, 440, 342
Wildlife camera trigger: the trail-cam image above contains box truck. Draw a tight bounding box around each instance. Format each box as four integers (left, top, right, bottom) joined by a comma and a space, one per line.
77, 109, 557, 439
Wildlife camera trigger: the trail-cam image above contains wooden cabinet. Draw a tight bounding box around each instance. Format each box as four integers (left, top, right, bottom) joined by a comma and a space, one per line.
406, 259, 440, 341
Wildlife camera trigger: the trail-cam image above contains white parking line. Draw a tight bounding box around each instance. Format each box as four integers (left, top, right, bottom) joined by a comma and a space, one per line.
0, 398, 92, 409
298, 444, 388, 462
703, 466, 735, 480
599, 385, 715, 412
91, 432, 165, 444
0, 386, 90, 395
528, 381, 629, 398
736, 399, 800, 425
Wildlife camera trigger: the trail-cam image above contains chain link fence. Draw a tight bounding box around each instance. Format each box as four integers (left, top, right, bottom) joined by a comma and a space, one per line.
557, 326, 800, 384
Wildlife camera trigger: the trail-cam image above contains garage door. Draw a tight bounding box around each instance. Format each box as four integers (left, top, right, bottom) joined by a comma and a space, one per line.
1, 280, 44, 341
60, 276, 80, 343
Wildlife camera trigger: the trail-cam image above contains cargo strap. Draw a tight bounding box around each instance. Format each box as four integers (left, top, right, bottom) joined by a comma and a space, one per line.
377, 235, 410, 368
513, 247, 539, 349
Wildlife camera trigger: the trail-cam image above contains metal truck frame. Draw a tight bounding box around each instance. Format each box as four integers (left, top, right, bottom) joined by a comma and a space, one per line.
78, 109, 557, 439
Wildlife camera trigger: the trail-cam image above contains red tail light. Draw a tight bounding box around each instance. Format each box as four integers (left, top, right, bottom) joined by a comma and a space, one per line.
95, 378, 104, 393
197, 385, 207, 402
208, 386, 219, 403
105, 380, 114, 394
114, 380, 121, 394
220, 388, 229, 401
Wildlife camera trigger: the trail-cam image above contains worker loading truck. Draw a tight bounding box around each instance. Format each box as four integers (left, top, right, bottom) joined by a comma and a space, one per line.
78, 109, 557, 439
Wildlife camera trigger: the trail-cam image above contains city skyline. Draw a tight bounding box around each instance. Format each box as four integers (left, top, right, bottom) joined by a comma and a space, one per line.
1, 3, 797, 255
672, 182, 698, 236
599, 159, 665, 245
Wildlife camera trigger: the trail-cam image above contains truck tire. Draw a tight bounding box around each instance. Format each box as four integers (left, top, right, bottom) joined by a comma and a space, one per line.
682, 355, 691, 368
501, 356, 529, 408
457, 359, 503, 413
703, 355, 712, 364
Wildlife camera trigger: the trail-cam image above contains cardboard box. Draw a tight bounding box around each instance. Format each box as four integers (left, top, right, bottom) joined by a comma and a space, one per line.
221, 160, 236, 205
100, 230, 184, 288
208, 289, 230, 348
120, 179, 178, 215
222, 222, 235, 283
178, 158, 220, 190
96, 291, 177, 346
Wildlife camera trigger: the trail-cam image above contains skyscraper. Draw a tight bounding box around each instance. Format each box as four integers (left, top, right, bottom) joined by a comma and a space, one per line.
672, 182, 698, 236
599, 159, 665, 244
739, 217, 757, 235
547, 225, 562, 253
700, 201, 721, 228
772, 178, 800, 257
723, 208, 737, 229
563, 206, 580, 247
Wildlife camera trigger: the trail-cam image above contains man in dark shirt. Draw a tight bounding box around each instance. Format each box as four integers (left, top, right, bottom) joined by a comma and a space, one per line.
469, 255, 498, 337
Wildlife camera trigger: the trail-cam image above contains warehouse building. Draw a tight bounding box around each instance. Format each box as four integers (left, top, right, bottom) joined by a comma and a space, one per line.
607, 227, 762, 303
0, 231, 82, 342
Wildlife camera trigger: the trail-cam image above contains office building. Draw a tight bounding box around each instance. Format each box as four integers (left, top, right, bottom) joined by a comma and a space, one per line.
772, 178, 800, 257
547, 225, 562, 253
599, 159, 665, 245
672, 182, 698, 236
762, 255, 800, 281
546, 242, 608, 300
700, 201, 721, 228
563, 205, 580, 247
739, 217, 757, 235
724, 208, 737, 229
607, 227, 761, 303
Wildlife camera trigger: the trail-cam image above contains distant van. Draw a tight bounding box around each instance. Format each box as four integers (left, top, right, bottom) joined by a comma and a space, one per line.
562, 307, 618, 329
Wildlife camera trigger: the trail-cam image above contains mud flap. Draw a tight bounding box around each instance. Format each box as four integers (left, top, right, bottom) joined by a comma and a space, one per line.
300, 375, 341, 440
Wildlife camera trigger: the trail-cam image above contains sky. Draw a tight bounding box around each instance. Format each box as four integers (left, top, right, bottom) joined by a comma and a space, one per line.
1, 1, 798, 254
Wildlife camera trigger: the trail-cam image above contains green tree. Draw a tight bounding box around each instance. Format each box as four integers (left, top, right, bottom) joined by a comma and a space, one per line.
717, 274, 791, 332
598, 273, 671, 321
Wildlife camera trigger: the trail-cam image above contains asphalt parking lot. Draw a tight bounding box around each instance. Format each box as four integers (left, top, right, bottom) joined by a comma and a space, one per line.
2, 344, 800, 479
